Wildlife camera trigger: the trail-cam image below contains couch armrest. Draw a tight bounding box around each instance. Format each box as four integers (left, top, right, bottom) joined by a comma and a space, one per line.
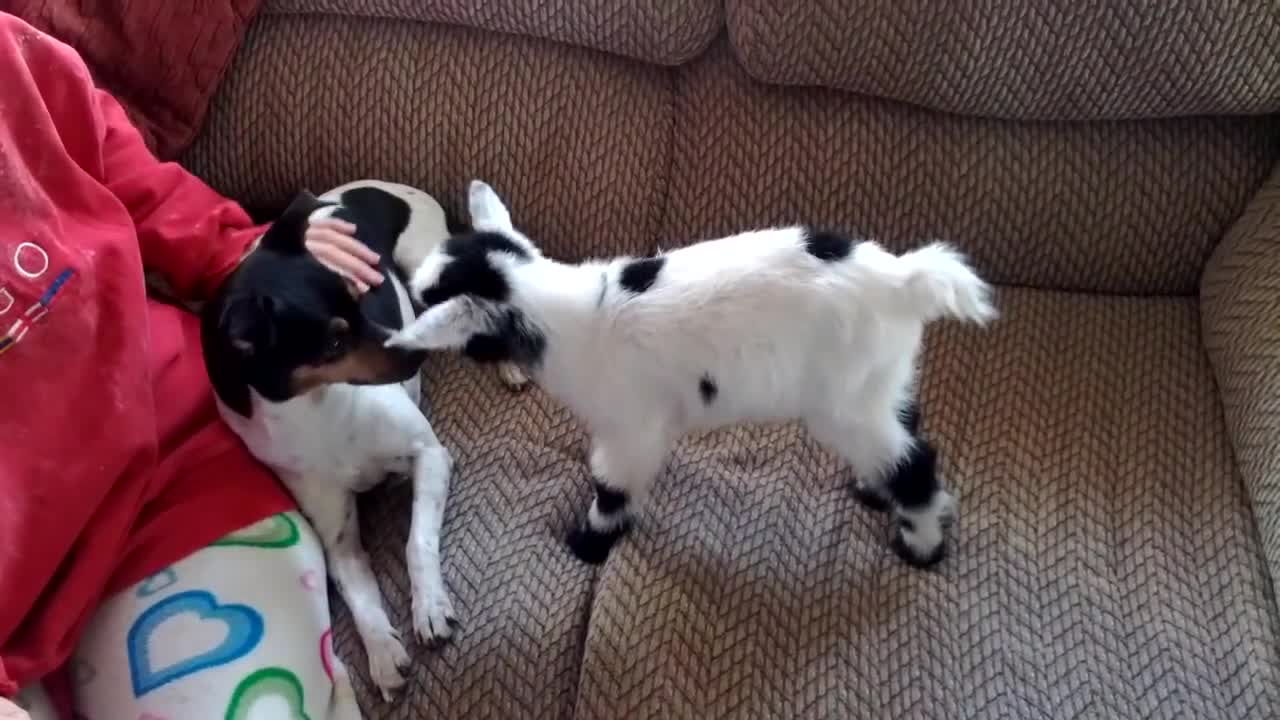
1202, 161, 1280, 586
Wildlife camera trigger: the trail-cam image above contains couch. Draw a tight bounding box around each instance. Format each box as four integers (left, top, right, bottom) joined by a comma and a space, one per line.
180, 2, 1280, 718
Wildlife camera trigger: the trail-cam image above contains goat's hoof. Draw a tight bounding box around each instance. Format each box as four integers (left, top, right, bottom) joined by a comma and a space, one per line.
497, 362, 530, 391
567, 526, 624, 564
852, 484, 893, 512
890, 522, 947, 569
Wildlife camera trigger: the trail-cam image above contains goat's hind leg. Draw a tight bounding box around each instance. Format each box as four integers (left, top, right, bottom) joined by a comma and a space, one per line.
807, 407, 956, 568
567, 430, 670, 565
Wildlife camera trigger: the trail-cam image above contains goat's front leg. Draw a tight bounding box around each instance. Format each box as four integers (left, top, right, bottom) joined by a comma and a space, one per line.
291, 483, 408, 701
496, 361, 530, 391
567, 428, 672, 564
406, 434, 458, 645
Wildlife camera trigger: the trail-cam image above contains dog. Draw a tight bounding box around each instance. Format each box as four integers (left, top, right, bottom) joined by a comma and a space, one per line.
387, 180, 996, 568
201, 180, 526, 700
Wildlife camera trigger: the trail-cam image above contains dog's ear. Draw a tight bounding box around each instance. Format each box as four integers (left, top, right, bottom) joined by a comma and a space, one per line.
467, 180, 514, 234
219, 294, 278, 357
262, 190, 326, 253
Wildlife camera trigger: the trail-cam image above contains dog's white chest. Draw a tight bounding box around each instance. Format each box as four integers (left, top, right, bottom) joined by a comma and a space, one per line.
220, 382, 428, 487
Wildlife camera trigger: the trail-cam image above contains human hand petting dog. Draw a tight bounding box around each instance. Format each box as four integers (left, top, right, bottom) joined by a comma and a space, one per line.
305, 218, 384, 294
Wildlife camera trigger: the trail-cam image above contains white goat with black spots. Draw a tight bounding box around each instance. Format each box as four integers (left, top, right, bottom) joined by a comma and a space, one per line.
389, 180, 997, 567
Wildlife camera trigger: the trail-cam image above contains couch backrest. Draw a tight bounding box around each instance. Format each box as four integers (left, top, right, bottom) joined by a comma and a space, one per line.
727, 1, 1280, 120
183, 1, 1280, 295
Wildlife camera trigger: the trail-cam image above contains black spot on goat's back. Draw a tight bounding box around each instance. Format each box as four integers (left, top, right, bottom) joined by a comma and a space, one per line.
803, 229, 853, 262
698, 374, 718, 405
619, 256, 666, 294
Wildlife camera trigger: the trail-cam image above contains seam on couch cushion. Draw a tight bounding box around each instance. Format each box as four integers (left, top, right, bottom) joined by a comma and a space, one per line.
1201, 161, 1280, 598
661, 40, 1280, 295
263, 0, 723, 66
726, 0, 1280, 121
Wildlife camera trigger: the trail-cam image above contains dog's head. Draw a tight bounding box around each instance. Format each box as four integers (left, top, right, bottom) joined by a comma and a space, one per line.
386, 180, 545, 367
202, 191, 427, 416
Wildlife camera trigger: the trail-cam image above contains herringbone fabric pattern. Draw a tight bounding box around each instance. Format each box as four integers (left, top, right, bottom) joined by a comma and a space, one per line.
727, 0, 1280, 120
184, 23, 1280, 294
1202, 165, 1280, 593
665, 43, 1280, 294
570, 287, 1280, 720
331, 360, 596, 719
182, 14, 672, 262
263, 0, 721, 65
183, 10, 1280, 720
332, 288, 1280, 719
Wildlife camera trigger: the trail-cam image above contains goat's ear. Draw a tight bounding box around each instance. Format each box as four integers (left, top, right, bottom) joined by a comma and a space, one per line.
468, 180, 514, 233
386, 296, 489, 351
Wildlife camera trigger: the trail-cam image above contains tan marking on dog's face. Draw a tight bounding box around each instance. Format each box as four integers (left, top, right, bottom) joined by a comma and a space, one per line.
288, 335, 416, 393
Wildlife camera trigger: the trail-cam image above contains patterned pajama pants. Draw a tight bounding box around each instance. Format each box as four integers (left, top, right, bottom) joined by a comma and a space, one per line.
16, 511, 360, 720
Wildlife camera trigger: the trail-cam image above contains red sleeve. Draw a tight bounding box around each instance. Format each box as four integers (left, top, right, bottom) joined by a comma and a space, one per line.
93, 88, 267, 299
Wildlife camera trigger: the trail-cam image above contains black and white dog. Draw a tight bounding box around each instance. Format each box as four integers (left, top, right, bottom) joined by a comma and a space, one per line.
201, 180, 526, 700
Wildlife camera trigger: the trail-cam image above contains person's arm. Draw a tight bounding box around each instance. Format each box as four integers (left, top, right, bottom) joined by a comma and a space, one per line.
92, 89, 265, 299
94, 89, 386, 296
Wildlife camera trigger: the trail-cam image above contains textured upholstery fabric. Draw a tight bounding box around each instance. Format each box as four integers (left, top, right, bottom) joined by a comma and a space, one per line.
262, 0, 722, 65
183, 22, 1280, 294
666, 43, 1280, 295
335, 288, 1280, 719
1202, 164, 1280, 593
331, 362, 595, 719
183, 8, 1280, 720
727, 0, 1280, 120
183, 15, 672, 262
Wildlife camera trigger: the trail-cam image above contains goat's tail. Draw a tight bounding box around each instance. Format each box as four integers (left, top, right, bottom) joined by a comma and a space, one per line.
851, 241, 997, 325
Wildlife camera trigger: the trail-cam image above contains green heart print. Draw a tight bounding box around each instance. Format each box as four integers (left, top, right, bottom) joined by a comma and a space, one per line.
224, 667, 310, 720
212, 513, 300, 549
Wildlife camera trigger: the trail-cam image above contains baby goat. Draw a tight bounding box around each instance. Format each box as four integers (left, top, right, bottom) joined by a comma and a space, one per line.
389, 181, 996, 567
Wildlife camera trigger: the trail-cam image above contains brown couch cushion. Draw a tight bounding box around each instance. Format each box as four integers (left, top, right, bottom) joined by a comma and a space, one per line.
1202, 164, 1280, 596
332, 354, 597, 718
726, 0, 1280, 120
664, 42, 1280, 295
182, 14, 673, 261
263, 0, 722, 65
572, 286, 1280, 718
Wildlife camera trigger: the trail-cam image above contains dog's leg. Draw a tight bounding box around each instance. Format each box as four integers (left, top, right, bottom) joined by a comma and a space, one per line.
406, 434, 458, 645
292, 483, 409, 701
567, 429, 671, 564
807, 410, 955, 568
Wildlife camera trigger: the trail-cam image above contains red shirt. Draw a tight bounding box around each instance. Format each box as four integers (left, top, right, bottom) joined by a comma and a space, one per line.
0, 13, 293, 698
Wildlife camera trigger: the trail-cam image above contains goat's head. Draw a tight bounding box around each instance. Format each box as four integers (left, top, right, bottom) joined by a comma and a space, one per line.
387, 181, 546, 367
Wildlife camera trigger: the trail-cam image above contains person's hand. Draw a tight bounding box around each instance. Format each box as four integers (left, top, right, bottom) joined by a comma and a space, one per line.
0, 697, 30, 720
305, 218, 384, 294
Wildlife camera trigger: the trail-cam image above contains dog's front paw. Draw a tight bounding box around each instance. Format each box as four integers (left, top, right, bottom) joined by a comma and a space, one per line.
364, 627, 410, 701
413, 588, 459, 647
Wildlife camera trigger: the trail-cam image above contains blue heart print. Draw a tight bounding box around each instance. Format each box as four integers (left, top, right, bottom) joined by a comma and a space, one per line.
127, 590, 264, 697
136, 567, 178, 598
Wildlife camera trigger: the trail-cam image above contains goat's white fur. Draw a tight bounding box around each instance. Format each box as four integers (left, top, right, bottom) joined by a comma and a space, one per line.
392, 180, 996, 564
